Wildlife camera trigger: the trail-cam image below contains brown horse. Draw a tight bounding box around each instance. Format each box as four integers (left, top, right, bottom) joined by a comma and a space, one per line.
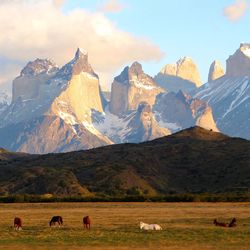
229, 218, 237, 227
14, 217, 22, 230
83, 216, 91, 229
49, 216, 63, 227
213, 219, 228, 227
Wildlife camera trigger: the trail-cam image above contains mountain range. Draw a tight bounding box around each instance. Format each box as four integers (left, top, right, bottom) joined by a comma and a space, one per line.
0, 43, 249, 153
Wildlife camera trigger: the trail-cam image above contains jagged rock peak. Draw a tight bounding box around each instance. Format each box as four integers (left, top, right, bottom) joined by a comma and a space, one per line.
58, 48, 97, 78
208, 60, 225, 82
177, 56, 193, 66
75, 47, 88, 58
21, 59, 58, 76
129, 61, 144, 76
159, 56, 202, 87
110, 62, 163, 115
226, 43, 250, 77
114, 61, 152, 84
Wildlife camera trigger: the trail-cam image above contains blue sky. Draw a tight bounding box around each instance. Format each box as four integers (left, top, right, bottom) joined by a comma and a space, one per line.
0, 0, 249, 92
63, 0, 250, 82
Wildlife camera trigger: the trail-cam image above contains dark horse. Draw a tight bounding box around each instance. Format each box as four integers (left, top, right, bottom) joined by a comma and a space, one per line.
14, 217, 22, 230
83, 216, 91, 229
214, 218, 237, 227
49, 216, 63, 227
229, 218, 237, 227
213, 219, 228, 227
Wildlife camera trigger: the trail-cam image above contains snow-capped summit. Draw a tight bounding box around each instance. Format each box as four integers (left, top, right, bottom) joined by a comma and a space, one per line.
154, 56, 202, 93
0, 49, 110, 153
194, 44, 250, 139
12, 58, 59, 103
226, 43, 250, 77
240, 43, 250, 58
57, 48, 97, 81
20, 58, 58, 77
109, 62, 163, 115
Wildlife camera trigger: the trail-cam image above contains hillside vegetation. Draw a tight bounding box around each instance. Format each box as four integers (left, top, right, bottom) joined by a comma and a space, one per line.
0, 127, 249, 197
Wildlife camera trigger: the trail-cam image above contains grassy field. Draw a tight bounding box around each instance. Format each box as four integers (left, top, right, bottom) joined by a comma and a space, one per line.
0, 202, 250, 249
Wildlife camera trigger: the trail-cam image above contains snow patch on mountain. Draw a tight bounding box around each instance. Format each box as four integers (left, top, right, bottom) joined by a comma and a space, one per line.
194, 75, 250, 139
93, 106, 133, 143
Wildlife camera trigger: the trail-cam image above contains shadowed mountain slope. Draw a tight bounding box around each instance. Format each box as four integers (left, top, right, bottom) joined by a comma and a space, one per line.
0, 127, 249, 196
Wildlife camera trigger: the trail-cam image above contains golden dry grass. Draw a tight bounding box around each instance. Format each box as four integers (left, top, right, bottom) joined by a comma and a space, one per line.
0, 202, 250, 249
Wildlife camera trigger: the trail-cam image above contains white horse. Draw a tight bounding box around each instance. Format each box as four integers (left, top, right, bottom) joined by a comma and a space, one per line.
140, 221, 162, 230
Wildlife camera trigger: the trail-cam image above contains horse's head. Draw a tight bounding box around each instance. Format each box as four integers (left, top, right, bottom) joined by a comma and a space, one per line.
140, 222, 144, 229
213, 219, 217, 225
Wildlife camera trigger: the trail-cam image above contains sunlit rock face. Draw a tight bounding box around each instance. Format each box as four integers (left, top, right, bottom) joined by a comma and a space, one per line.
208, 60, 225, 82
109, 62, 164, 116
49, 48, 104, 124
12, 59, 59, 103
194, 44, 250, 140
0, 48, 112, 153
153, 90, 218, 133
154, 57, 202, 93
226, 43, 250, 77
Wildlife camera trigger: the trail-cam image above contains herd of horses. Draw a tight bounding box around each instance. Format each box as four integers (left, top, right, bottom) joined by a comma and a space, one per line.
13, 215, 237, 231
14, 215, 91, 230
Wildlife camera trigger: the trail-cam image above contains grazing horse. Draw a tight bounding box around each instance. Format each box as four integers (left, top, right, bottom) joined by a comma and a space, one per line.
49, 216, 63, 227
83, 216, 91, 229
213, 219, 228, 227
229, 218, 237, 227
14, 217, 22, 230
140, 221, 162, 230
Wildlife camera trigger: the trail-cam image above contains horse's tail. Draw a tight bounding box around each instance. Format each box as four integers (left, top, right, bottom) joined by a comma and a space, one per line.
60, 217, 63, 225
49, 218, 54, 227
19, 218, 22, 227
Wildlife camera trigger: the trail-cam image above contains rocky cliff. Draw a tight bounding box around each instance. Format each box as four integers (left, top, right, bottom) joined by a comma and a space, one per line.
154, 57, 202, 93
226, 43, 250, 77
0, 48, 112, 153
153, 91, 218, 132
109, 62, 163, 116
208, 60, 224, 82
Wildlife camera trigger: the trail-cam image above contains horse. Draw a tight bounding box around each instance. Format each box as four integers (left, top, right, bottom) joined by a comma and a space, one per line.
229, 218, 237, 227
213, 219, 228, 227
49, 216, 63, 227
140, 221, 162, 230
14, 217, 22, 230
83, 216, 91, 229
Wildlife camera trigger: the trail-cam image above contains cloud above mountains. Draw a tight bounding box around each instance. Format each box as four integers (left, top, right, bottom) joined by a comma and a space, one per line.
99, 0, 125, 13
223, 0, 249, 21
0, 0, 163, 91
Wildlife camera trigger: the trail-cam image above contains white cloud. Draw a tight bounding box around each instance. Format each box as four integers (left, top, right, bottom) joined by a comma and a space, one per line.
99, 0, 125, 13
53, 0, 66, 8
223, 0, 249, 21
0, 0, 163, 90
